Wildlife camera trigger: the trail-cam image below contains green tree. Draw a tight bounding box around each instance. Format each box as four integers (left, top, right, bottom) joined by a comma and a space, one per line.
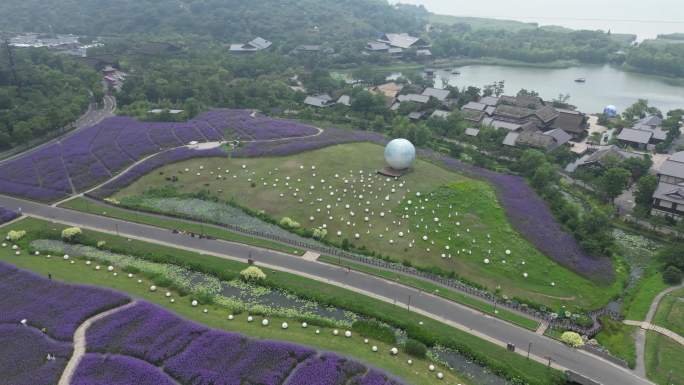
634, 174, 658, 209
599, 167, 631, 203
518, 149, 546, 177
663, 266, 683, 285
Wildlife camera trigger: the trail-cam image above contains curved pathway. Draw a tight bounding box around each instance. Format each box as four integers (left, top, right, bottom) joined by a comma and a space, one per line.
57, 301, 137, 385
0, 195, 654, 385
629, 283, 684, 377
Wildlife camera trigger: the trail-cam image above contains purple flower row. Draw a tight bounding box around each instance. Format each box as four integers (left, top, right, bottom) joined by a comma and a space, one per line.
86, 301, 206, 365
218, 109, 320, 140
90, 146, 228, 199
0, 324, 72, 385
0, 206, 20, 224
84, 301, 406, 385
285, 353, 367, 385
232, 126, 386, 158
0, 110, 321, 202
0, 261, 130, 340
71, 354, 177, 385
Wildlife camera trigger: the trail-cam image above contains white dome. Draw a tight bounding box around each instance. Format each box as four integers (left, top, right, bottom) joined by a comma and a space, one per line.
603, 105, 618, 117
384, 139, 416, 170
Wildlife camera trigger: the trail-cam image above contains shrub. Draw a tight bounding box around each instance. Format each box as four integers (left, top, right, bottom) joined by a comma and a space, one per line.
279, 217, 300, 229
663, 265, 683, 285
240, 266, 266, 282
61, 227, 83, 242
352, 319, 395, 344
312, 228, 327, 239
97, 241, 107, 248
7, 230, 26, 241
403, 338, 427, 358
560, 331, 584, 348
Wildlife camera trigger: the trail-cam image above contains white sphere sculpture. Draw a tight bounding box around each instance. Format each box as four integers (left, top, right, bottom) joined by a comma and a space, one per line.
262, 319, 269, 326
384, 139, 416, 170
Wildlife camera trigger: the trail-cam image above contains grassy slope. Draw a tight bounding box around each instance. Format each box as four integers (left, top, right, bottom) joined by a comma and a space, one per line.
61, 196, 540, 330
623, 269, 669, 321
645, 331, 684, 385
60, 197, 304, 256
594, 317, 637, 369
318, 255, 540, 330
1, 217, 564, 385
113, 142, 619, 310
652, 287, 684, 337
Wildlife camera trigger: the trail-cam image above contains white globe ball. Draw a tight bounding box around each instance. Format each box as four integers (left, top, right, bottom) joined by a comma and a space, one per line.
344, 330, 352, 338
262, 319, 269, 326
384, 139, 416, 170
191, 300, 198, 307
301, 322, 308, 328
281, 322, 288, 329
372, 345, 378, 352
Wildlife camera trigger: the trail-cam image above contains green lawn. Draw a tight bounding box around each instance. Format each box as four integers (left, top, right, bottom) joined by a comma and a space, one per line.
645, 331, 684, 385
1, 217, 564, 385
594, 317, 637, 369
60, 197, 304, 256
623, 268, 669, 321
653, 287, 684, 337
318, 255, 540, 330
111, 142, 619, 310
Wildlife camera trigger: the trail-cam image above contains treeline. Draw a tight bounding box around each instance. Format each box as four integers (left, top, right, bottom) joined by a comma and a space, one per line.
0, 48, 102, 149
431, 25, 626, 64
0, 0, 426, 46
625, 41, 684, 78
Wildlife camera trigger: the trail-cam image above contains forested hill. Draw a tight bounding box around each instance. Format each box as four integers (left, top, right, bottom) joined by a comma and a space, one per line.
0, 0, 427, 42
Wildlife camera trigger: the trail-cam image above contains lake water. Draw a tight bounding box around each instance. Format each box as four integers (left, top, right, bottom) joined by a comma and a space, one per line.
431, 65, 684, 114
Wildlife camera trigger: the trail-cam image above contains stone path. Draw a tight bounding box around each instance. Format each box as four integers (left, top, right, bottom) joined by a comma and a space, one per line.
57, 301, 137, 385
630, 283, 684, 377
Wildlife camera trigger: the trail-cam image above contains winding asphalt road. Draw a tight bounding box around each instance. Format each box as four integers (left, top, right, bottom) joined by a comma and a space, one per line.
0, 195, 653, 385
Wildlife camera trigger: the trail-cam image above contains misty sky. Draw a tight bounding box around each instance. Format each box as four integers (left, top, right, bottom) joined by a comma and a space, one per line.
394, 0, 684, 38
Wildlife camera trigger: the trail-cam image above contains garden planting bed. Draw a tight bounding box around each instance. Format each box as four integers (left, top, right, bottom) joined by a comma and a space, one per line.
31, 240, 354, 326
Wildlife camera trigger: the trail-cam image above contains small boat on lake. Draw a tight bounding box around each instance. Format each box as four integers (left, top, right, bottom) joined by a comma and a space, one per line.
451, 69, 460, 75
575, 78, 586, 83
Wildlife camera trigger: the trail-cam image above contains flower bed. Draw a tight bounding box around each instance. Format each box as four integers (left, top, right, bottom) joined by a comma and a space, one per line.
0, 261, 130, 340
231, 126, 386, 158
285, 353, 366, 385
0, 109, 320, 202
0, 206, 20, 224
220, 109, 320, 140
0, 324, 72, 385
86, 301, 206, 365
71, 354, 177, 385
83, 301, 404, 385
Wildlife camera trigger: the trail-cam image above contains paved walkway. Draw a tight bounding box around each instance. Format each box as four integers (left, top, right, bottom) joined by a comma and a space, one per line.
57, 301, 137, 385
624, 320, 684, 346
630, 283, 684, 377
0, 195, 655, 385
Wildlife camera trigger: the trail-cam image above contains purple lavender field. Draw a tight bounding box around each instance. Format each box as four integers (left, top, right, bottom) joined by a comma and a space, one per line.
0, 109, 319, 202
0, 206, 19, 224
0, 324, 72, 385
71, 354, 177, 385
0, 261, 130, 340
82, 301, 407, 385
86, 301, 206, 364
